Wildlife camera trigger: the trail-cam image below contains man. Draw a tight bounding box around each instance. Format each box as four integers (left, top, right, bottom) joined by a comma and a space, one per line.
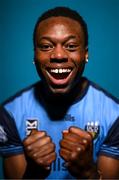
0, 7, 119, 179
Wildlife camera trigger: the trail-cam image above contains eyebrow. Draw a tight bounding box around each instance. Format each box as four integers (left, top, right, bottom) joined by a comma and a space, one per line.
38, 35, 78, 42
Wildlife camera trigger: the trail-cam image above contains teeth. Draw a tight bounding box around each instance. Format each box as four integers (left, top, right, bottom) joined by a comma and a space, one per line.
50, 69, 71, 74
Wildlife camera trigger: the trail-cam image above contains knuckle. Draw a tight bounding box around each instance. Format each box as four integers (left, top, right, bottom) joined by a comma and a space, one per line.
51, 152, 57, 161
36, 157, 48, 166
23, 138, 29, 146
76, 146, 81, 153
26, 145, 32, 151
46, 136, 51, 142
40, 131, 47, 137
42, 131, 47, 136
52, 156, 56, 162
70, 151, 77, 161
36, 158, 44, 165
32, 153, 37, 158
69, 126, 74, 132
45, 159, 52, 166
70, 147, 82, 161
35, 132, 42, 137
86, 132, 93, 141
59, 140, 63, 147
83, 139, 87, 144
51, 143, 56, 150
35, 131, 47, 139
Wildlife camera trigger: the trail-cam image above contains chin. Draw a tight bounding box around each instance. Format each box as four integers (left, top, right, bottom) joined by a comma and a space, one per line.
48, 85, 71, 95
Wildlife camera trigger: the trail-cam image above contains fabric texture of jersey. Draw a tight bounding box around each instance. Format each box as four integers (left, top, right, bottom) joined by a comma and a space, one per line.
0, 78, 119, 179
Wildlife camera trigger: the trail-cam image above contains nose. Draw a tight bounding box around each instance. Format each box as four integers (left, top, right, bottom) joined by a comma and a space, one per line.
50, 44, 68, 62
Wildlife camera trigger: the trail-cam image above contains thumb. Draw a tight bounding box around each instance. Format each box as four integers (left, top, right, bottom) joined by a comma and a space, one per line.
30, 129, 38, 135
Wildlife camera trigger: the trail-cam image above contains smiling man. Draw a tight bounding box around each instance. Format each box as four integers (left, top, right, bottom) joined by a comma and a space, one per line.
34, 14, 88, 95
0, 7, 119, 179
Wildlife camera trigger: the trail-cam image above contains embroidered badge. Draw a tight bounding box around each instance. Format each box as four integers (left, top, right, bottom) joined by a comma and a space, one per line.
0, 125, 8, 143
26, 119, 38, 136
85, 121, 100, 139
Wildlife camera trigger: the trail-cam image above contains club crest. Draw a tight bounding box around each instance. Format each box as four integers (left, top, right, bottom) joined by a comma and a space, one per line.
85, 121, 100, 139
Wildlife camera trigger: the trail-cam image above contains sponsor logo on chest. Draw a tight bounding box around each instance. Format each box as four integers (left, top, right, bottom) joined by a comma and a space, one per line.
26, 119, 39, 136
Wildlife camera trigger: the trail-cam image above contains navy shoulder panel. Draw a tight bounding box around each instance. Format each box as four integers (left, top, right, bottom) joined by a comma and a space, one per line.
103, 117, 119, 147
99, 117, 119, 159
89, 80, 119, 104
0, 105, 21, 145
0, 105, 23, 156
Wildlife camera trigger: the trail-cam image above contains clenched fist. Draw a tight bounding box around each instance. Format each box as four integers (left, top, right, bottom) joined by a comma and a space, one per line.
23, 130, 56, 170
60, 126, 95, 178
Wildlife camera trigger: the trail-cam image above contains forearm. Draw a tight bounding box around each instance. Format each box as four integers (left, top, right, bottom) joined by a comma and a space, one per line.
76, 163, 102, 179
4, 154, 27, 179
22, 157, 51, 179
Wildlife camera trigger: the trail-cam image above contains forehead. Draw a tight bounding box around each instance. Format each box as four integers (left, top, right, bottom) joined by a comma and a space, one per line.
36, 16, 84, 38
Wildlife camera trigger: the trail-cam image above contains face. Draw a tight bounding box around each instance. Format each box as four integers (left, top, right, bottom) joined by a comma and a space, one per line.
34, 16, 88, 95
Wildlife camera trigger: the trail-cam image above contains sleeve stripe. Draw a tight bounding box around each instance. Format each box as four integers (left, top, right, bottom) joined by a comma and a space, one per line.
99, 145, 119, 158
0, 146, 24, 156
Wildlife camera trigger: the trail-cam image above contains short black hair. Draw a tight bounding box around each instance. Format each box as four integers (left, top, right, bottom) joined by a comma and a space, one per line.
33, 6, 88, 48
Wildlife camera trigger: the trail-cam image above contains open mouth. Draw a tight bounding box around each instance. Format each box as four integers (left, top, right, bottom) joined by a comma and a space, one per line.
47, 68, 72, 79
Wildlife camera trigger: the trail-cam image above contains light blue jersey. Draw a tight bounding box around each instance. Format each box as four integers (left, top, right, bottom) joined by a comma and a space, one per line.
0, 78, 119, 179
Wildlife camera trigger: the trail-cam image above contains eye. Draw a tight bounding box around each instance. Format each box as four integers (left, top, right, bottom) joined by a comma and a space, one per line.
37, 44, 54, 51
64, 43, 79, 51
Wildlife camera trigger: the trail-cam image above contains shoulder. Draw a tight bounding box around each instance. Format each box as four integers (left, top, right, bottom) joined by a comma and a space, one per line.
87, 79, 119, 112
2, 81, 42, 111
1, 81, 43, 129
85, 78, 119, 126
2, 82, 39, 105
88, 80, 119, 104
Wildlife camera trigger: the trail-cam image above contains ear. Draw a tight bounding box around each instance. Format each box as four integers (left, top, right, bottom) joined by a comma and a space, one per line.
85, 47, 88, 63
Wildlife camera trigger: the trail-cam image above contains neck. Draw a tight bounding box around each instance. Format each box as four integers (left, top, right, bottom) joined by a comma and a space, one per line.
41, 77, 88, 105
35, 77, 88, 120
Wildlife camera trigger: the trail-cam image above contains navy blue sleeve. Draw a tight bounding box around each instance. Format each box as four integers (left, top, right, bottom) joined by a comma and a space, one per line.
0, 105, 24, 157
99, 117, 119, 159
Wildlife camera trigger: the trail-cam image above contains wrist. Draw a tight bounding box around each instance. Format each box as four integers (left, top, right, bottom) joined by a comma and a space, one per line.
77, 163, 102, 179
23, 157, 51, 179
